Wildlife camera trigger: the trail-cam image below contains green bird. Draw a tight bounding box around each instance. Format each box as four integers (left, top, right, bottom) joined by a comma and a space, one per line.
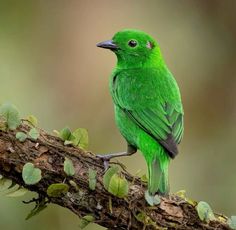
97, 29, 184, 195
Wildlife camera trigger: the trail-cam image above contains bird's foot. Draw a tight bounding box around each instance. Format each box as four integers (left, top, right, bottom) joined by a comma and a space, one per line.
96, 154, 111, 170
96, 151, 129, 171
97, 150, 136, 171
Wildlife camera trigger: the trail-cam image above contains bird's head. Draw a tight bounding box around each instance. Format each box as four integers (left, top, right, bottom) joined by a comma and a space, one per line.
97, 29, 163, 68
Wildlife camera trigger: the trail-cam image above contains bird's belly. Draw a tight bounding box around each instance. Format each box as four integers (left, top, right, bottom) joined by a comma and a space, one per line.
114, 106, 138, 147
114, 105, 167, 163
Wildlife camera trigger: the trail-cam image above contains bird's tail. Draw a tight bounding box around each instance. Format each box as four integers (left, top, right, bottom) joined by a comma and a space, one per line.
147, 151, 170, 195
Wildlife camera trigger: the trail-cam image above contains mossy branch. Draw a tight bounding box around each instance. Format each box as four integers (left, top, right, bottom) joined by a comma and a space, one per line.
0, 124, 231, 230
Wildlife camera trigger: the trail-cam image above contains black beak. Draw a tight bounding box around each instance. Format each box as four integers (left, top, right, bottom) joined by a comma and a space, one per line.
96, 40, 118, 51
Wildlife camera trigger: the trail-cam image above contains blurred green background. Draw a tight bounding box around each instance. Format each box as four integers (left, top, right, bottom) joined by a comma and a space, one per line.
0, 0, 235, 229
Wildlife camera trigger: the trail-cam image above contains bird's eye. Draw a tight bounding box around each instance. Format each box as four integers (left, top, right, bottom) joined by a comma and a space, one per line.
128, 40, 137, 47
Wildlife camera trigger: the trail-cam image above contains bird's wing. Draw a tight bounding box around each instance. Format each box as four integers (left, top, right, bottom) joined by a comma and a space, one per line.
124, 104, 183, 158
112, 69, 184, 158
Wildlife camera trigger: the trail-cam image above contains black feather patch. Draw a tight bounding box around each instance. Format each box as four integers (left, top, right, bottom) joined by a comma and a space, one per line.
159, 134, 178, 159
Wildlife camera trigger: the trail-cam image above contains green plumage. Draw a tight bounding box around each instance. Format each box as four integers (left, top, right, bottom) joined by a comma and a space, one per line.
98, 29, 184, 195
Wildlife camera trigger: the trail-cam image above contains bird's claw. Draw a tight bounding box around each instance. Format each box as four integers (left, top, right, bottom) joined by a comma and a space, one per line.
96, 154, 111, 171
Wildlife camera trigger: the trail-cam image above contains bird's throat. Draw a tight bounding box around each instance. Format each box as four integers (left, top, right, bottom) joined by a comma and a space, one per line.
115, 49, 165, 69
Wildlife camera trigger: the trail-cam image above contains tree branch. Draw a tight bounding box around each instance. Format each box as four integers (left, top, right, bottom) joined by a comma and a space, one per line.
0, 124, 231, 230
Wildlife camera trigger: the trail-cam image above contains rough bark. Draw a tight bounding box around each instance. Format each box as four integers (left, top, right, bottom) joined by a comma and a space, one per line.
0, 124, 231, 230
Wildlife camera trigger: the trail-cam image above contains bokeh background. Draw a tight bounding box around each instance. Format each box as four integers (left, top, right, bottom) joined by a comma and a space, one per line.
0, 0, 236, 229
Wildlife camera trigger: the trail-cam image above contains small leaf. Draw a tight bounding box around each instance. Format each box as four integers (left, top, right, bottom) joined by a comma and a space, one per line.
108, 174, 129, 198
176, 189, 186, 199
59, 127, 72, 141
22, 163, 42, 185
103, 166, 119, 190
79, 215, 95, 229
88, 169, 97, 190
69, 180, 79, 191
16, 132, 27, 142
64, 140, 73, 145
108, 196, 113, 213
135, 212, 146, 223
0, 178, 12, 192
6, 187, 28, 197
135, 211, 157, 226
186, 197, 197, 206
27, 115, 38, 126
103, 165, 129, 198
72, 128, 89, 149
64, 157, 75, 176
145, 190, 161, 206
28, 128, 39, 140
228, 216, 236, 229
25, 201, 47, 220
47, 183, 69, 197
175, 190, 197, 206
218, 216, 226, 223
196, 201, 216, 222
0, 103, 21, 130
53, 130, 60, 136
140, 174, 148, 183
26, 205, 47, 220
